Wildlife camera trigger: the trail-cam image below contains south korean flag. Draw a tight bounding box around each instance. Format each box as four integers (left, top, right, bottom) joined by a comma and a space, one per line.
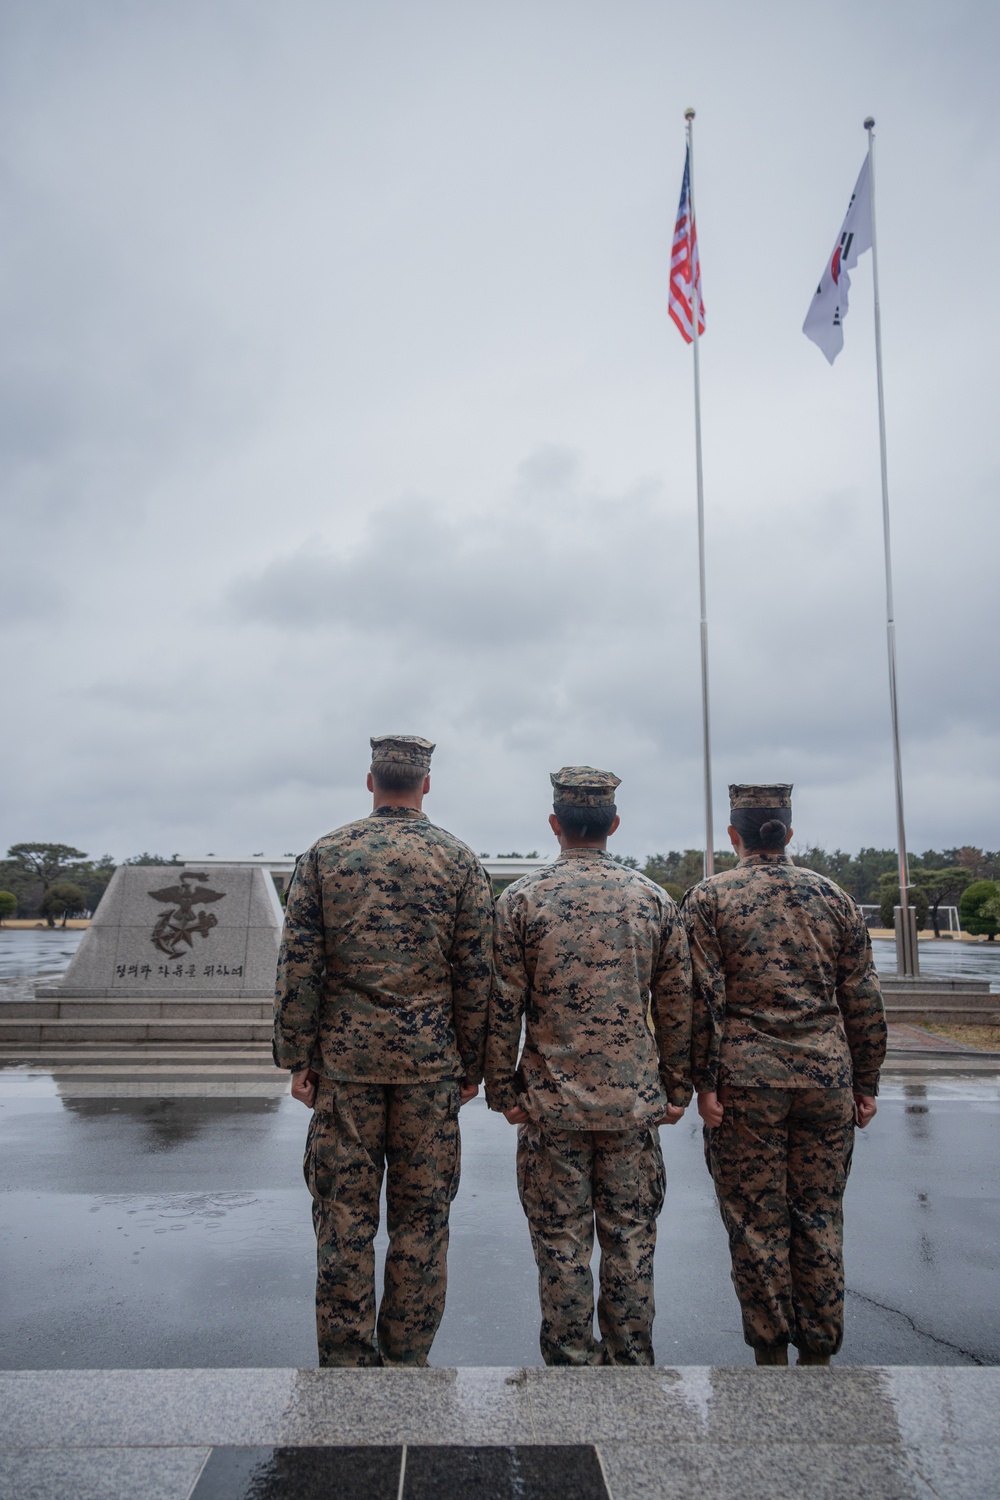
803, 155, 873, 364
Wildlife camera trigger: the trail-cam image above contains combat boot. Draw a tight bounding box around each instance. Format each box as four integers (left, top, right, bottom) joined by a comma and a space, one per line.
796, 1350, 831, 1366
753, 1345, 789, 1366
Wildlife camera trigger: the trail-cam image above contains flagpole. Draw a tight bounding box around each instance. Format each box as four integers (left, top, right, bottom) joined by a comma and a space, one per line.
685, 107, 714, 879
865, 116, 916, 975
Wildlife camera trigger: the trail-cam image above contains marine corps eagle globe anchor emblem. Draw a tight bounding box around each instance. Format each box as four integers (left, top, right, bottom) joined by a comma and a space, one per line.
148, 870, 225, 959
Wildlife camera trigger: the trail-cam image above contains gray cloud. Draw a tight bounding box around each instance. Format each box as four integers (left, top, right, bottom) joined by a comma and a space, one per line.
0, 0, 998, 866
226, 455, 691, 650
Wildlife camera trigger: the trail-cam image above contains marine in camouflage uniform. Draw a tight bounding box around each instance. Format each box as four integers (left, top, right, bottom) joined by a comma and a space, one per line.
485, 767, 693, 1366
682, 783, 887, 1365
273, 735, 494, 1367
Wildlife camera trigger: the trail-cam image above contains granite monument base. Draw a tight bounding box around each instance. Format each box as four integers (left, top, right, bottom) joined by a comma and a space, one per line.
41, 864, 284, 1001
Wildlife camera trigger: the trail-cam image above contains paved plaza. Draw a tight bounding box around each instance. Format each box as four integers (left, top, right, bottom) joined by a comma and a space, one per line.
2, 933, 999, 1494
1, 1058, 998, 1371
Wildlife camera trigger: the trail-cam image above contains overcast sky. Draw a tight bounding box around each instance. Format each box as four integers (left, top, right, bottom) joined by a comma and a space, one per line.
2, 0, 997, 868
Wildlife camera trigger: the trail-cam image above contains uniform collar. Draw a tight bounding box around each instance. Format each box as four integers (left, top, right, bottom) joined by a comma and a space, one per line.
370, 806, 428, 821
738, 851, 791, 867
557, 847, 611, 860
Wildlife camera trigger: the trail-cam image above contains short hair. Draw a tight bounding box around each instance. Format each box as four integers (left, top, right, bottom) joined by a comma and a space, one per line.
553, 801, 617, 841
730, 806, 788, 851
371, 760, 426, 793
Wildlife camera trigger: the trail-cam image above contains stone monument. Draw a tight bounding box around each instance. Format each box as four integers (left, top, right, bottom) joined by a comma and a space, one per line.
40, 863, 284, 999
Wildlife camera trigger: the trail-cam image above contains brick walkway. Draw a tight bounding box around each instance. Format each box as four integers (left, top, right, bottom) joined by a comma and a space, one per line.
887, 1021, 982, 1052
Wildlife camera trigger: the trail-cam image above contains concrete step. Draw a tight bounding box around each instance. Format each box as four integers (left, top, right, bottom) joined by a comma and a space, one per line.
0, 1041, 272, 1060
884, 1004, 1000, 1027
0, 1053, 277, 1069
35, 986, 273, 1000
3, 998, 272, 1020
0, 1018, 274, 1045
0, 1042, 280, 1076
883, 996, 1000, 1008
880, 989, 999, 1012
0, 1038, 290, 1097
879, 974, 993, 993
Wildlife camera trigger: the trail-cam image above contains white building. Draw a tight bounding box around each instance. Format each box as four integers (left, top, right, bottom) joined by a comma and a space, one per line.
177, 854, 551, 897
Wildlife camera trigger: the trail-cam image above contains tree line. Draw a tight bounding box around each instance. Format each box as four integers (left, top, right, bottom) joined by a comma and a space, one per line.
637, 845, 1000, 939
1, 840, 998, 938
0, 845, 178, 926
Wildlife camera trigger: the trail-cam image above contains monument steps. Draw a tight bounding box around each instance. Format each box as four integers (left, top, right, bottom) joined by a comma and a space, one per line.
0, 1041, 274, 1067
10, 862, 286, 1051
0, 1040, 288, 1095
4, 996, 272, 1019
0, 1016, 274, 1045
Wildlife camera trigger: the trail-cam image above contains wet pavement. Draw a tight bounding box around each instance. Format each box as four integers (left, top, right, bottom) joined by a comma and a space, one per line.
0, 929, 85, 975
2, 927, 998, 1375
4, 932, 999, 1496
1, 1069, 998, 1371
5, 929, 1000, 993
870, 936, 1000, 989
0, 928, 85, 1003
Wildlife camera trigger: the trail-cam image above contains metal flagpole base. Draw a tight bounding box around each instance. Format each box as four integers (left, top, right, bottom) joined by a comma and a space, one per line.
894, 905, 920, 977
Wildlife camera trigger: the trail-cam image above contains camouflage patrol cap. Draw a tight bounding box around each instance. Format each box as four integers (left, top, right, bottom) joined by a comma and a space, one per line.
370, 735, 435, 773
729, 783, 793, 810
550, 766, 621, 808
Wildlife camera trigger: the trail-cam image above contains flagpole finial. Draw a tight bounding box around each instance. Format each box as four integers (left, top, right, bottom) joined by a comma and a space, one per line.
684, 107, 695, 121
864, 116, 875, 131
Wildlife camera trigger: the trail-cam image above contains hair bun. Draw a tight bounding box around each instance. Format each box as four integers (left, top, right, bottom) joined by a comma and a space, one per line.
758, 818, 787, 848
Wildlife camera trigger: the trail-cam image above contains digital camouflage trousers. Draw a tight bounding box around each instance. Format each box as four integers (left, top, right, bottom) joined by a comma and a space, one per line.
304, 1077, 461, 1367
706, 1086, 855, 1357
516, 1119, 666, 1367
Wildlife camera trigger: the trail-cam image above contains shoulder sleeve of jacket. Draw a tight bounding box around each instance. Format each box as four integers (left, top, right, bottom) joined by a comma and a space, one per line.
681, 882, 726, 1094
448, 855, 495, 1086
835, 895, 887, 1095
272, 849, 326, 1072
650, 895, 694, 1108
484, 888, 528, 1113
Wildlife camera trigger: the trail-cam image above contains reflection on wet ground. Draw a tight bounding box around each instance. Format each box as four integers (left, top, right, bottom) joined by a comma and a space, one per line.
2, 922, 998, 1494
0, 928, 85, 1001
0, 928, 85, 980
871, 936, 1000, 988
189, 1441, 608, 1499
1, 1073, 997, 1371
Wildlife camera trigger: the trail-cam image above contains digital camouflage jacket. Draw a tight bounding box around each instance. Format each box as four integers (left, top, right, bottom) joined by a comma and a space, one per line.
485, 849, 694, 1128
273, 807, 494, 1085
681, 853, 886, 1095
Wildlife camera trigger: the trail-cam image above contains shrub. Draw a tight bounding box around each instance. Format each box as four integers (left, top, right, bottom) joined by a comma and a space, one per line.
39, 880, 87, 927
960, 880, 1000, 940
878, 886, 929, 930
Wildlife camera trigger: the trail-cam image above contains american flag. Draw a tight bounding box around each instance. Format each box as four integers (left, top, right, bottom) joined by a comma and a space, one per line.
669, 147, 705, 343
